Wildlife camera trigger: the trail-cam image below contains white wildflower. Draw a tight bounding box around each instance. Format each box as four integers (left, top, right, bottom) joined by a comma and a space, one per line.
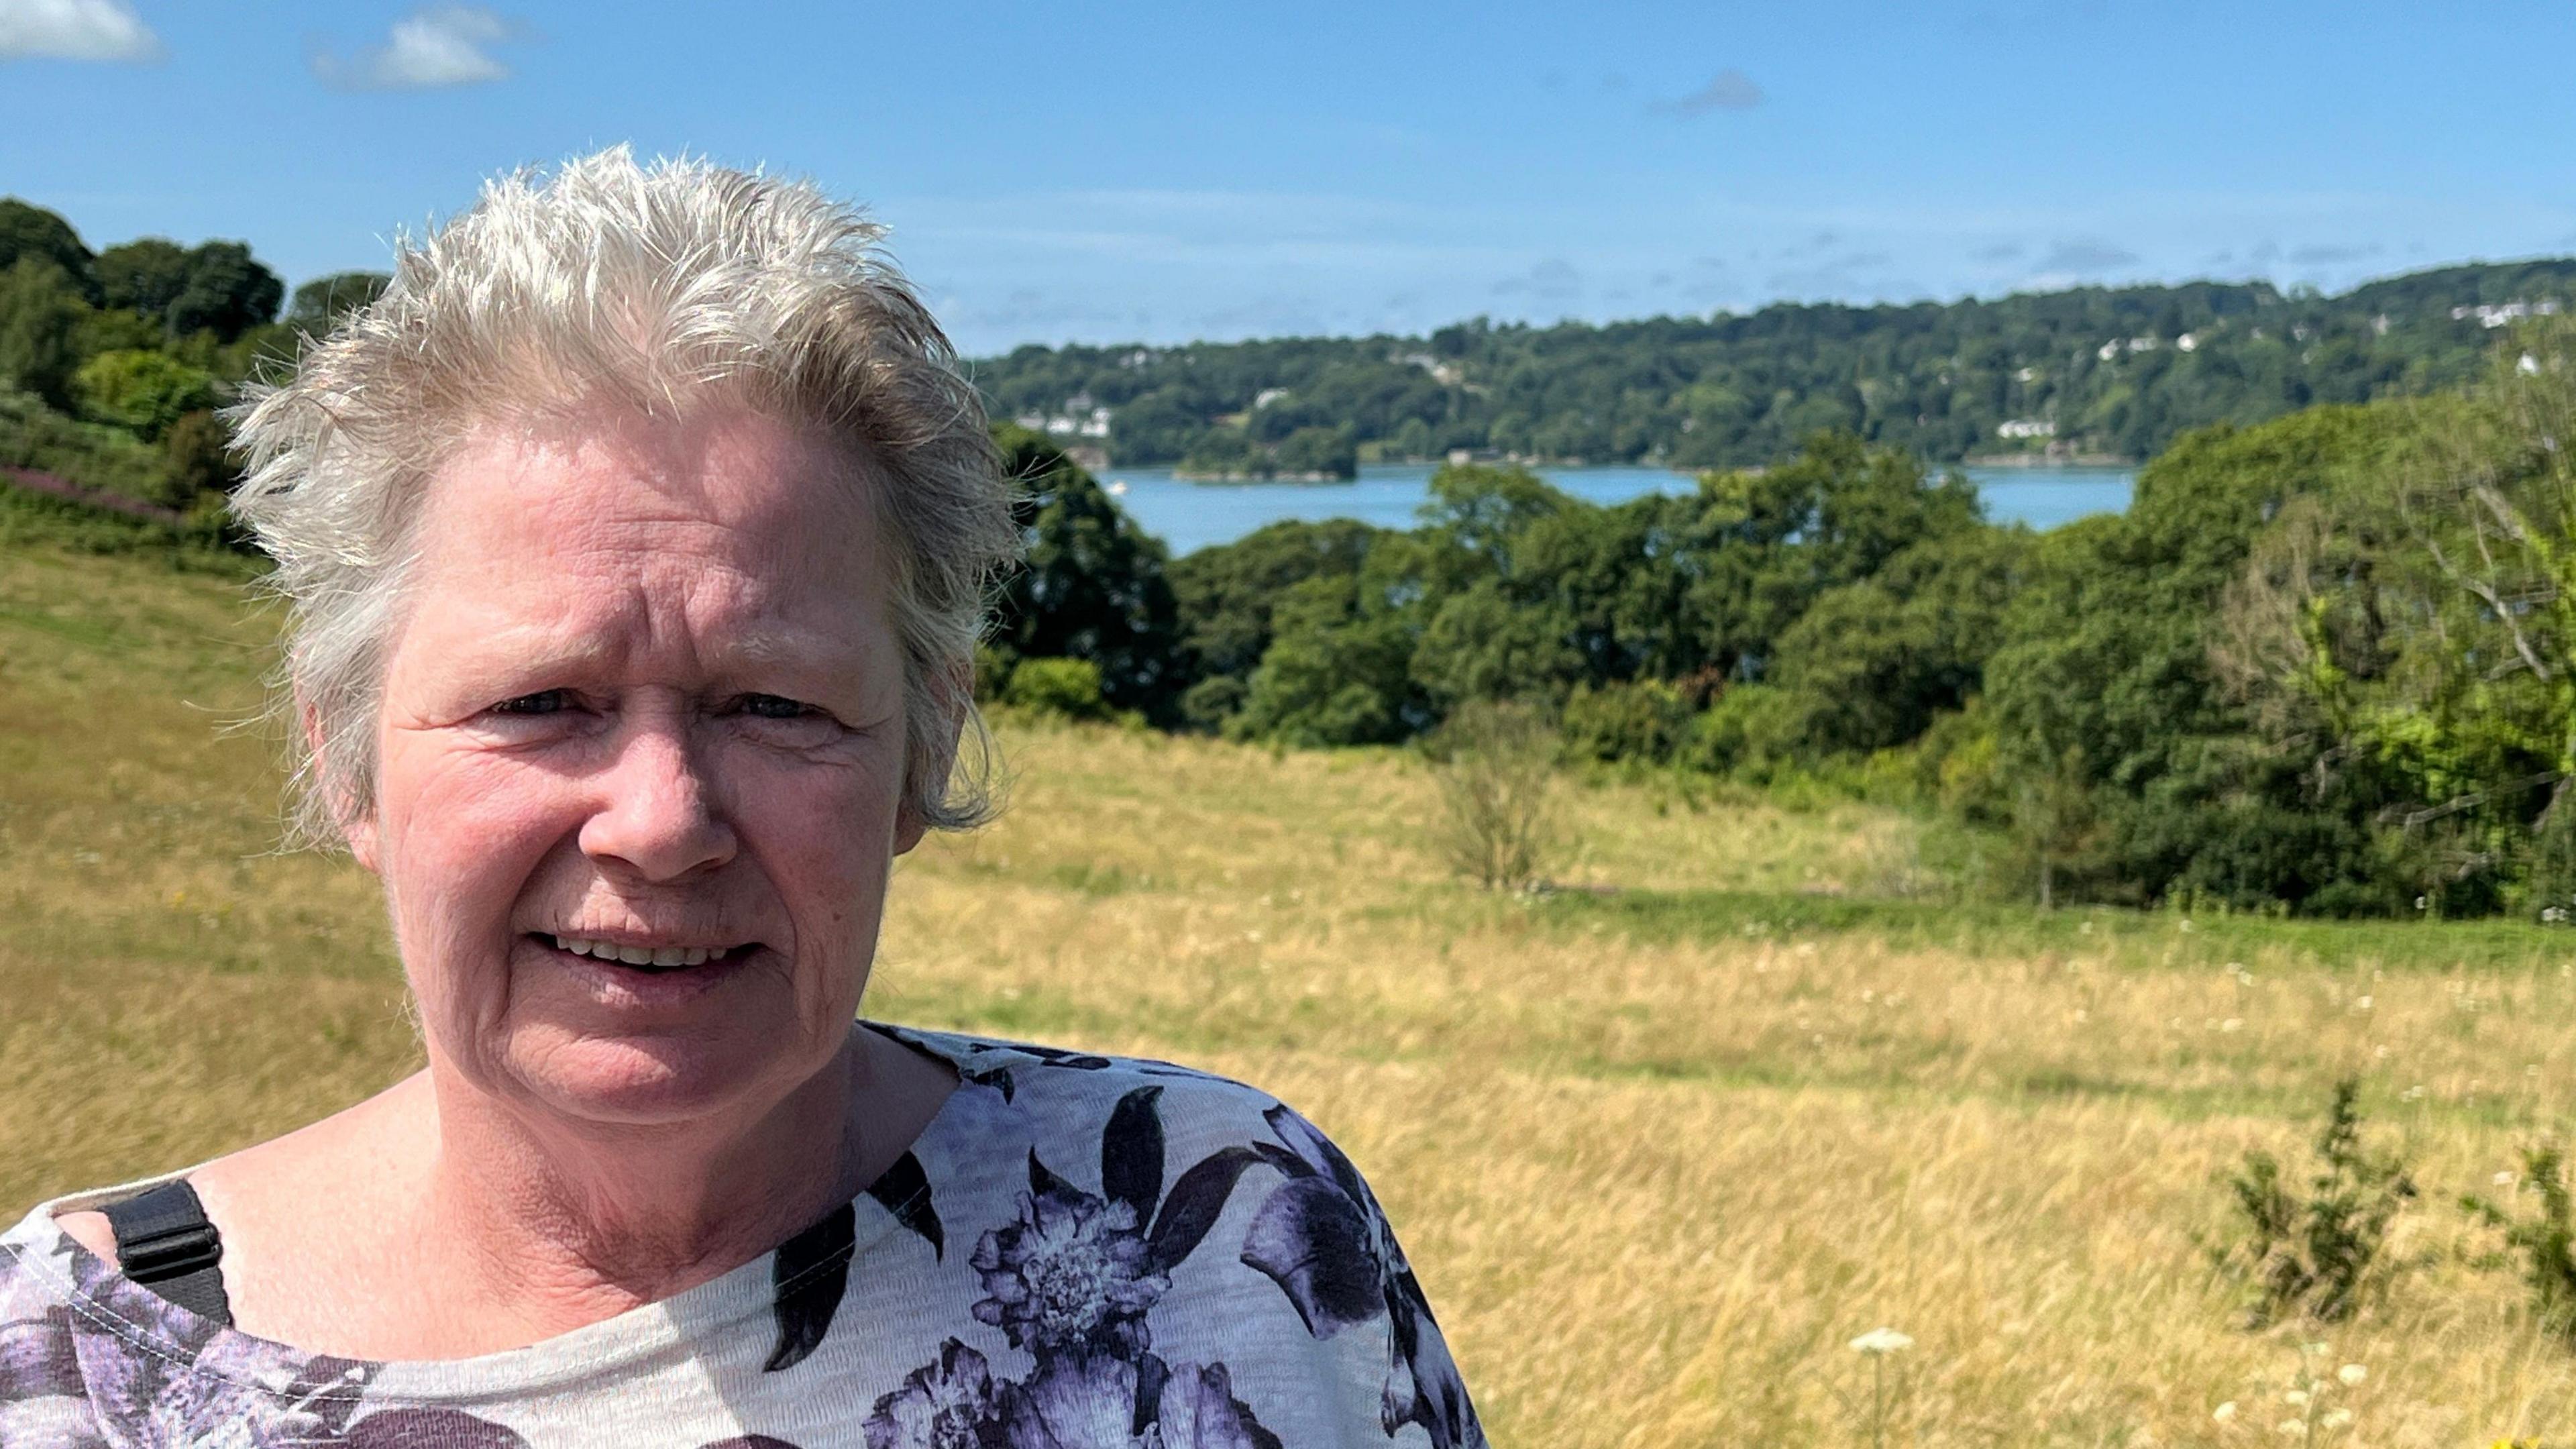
2213, 1401, 2238, 1423
2285, 1389, 2310, 1407
2277, 1419, 2306, 1436
1847, 1328, 1913, 1355
2320, 1409, 2353, 1430
2337, 1363, 2365, 1387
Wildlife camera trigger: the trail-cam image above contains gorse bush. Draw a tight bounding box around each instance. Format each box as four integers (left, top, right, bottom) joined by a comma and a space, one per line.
1426, 698, 1562, 892
2220, 1079, 2416, 1327
2463, 1144, 2576, 1344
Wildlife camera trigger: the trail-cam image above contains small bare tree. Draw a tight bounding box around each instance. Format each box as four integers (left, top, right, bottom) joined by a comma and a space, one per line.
1428, 699, 1563, 891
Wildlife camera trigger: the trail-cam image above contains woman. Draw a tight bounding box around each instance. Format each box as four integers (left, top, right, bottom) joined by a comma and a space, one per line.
0, 150, 1481, 1449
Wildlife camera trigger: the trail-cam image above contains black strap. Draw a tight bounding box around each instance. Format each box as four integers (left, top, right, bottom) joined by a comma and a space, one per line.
101, 1180, 233, 1328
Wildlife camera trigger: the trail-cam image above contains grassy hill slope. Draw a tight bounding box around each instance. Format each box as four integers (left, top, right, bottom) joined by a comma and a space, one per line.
6, 529, 2576, 1443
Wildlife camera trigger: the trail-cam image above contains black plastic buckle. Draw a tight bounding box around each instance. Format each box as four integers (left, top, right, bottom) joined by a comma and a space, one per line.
119, 1220, 223, 1285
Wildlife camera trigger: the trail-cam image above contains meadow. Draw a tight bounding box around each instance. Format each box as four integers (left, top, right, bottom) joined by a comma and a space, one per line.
8, 512, 2576, 1446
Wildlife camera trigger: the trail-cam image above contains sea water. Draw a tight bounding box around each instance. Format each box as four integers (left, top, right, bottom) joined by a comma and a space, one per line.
1102, 462, 2134, 555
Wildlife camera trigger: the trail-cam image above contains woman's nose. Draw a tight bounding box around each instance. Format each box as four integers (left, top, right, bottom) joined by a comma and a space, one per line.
577, 718, 737, 882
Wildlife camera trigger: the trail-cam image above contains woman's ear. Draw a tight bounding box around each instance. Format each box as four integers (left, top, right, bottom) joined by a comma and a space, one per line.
894, 661, 974, 856
300, 696, 380, 873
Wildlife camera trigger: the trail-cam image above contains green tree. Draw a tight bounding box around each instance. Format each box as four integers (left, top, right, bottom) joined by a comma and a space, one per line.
989, 423, 1184, 720
1677, 431, 1982, 682
1273, 424, 1356, 479
165, 241, 283, 341
1168, 517, 1379, 729
286, 271, 392, 331
70, 349, 219, 440
0, 199, 99, 305
99, 238, 284, 342
1769, 527, 2033, 756
1176, 427, 1261, 478
97, 239, 190, 319
1230, 559, 1428, 747
0, 258, 89, 405
1409, 579, 1581, 708
1981, 402, 2406, 908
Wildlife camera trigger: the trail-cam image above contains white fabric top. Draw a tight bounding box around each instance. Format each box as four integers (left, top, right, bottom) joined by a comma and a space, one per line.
0, 1024, 1482, 1448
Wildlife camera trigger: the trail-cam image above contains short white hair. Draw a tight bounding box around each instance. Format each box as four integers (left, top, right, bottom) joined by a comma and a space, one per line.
227, 146, 1018, 849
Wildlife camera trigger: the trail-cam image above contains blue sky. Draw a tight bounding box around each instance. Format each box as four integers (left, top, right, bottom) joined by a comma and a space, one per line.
7, 0, 2575, 355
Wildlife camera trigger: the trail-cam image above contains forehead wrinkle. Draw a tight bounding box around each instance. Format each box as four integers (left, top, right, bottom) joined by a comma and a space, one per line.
396, 406, 894, 699
438, 569, 869, 693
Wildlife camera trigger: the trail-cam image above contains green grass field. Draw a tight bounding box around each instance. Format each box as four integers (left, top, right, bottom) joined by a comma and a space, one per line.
8, 508, 2576, 1445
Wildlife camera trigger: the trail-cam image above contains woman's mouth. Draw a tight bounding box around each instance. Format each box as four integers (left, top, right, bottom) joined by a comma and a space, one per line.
535, 933, 755, 973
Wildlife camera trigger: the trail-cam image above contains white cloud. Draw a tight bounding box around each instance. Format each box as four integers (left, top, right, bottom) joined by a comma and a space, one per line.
313, 5, 519, 91
0, 0, 160, 62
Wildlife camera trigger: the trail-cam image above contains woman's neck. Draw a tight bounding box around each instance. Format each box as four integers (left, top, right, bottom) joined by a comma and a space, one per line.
420, 1033, 878, 1315
168, 1022, 955, 1360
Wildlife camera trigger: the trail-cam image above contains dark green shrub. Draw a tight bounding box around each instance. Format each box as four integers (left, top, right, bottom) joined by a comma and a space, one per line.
1560, 678, 1691, 764
158, 409, 237, 509
2462, 1144, 2576, 1343
0, 258, 86, 405
1004, 657, 1114, 721
70, 349, 217, 440
1682, 684, 1800, 780
2220, 1079, 2416, 1327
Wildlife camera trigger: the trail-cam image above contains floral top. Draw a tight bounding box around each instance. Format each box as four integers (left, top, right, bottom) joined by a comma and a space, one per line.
0, 1025, 1483, 1449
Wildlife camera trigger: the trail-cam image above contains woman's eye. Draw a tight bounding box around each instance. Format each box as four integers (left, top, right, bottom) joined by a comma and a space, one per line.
737, 694, 819, 720
491, 690, 570, 716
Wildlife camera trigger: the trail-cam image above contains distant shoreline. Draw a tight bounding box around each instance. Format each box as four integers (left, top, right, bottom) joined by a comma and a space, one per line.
1960, 451, 2133, 469
1171, 469, 1358, 485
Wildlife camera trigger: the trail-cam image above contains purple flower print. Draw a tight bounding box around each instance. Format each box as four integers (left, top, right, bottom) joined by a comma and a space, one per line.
63, 1265, 376, 1449
1239, 1106, 1483, 1449
864, 1338, 1005, 1449
1150, 1362, 1283, 1449
1, 1311, 103, 1449
0, 1308, 86, 1401
971, 1155, 1170, 1359
998, 1350, 1144, 1448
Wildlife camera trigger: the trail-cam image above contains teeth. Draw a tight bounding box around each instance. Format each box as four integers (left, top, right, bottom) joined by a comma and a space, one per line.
549, 936, 737, 968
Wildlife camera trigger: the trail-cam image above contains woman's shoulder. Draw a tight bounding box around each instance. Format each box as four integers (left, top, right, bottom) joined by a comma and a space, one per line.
863, 1023, 1485, 1449
875, 1022, 1338, 1161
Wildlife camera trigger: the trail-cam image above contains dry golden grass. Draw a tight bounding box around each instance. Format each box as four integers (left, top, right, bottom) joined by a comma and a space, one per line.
9, 533, 2576, 1444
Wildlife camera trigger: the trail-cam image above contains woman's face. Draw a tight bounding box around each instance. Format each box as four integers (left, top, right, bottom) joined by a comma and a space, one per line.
352, 404, 925, 1130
